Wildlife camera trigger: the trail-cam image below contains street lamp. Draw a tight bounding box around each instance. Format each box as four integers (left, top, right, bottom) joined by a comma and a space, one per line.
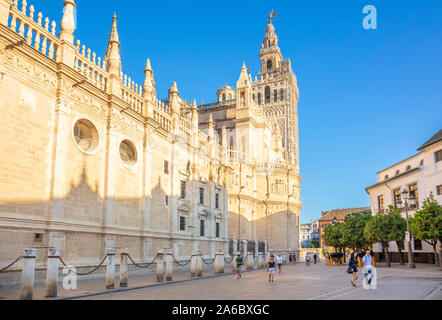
397, 189, 416, 269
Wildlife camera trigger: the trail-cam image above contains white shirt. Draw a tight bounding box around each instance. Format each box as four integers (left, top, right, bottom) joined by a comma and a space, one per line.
277, 256, 283, 264
362, 254, 372, 267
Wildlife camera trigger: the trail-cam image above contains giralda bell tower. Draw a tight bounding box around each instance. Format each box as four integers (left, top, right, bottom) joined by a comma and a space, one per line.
253, 11, 300, 168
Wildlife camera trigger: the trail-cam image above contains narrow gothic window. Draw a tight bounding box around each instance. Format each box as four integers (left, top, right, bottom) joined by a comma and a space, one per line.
274, 89, 278, 102
267, 59, 273, 71
200, 220, 205, 237
199, 187, 204, 204
280, 88, 284, 101
164, 160, 169, 174
180, 181, 186, 199
265, 86, 270, 104
215, 193, 220, 209
222, 94, 226, 101
257, 93, 262, 105
179, 216, 186, 231
216, 223, 220, 238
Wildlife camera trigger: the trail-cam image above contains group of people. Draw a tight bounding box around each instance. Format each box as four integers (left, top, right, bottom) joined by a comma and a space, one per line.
235, 252, 319, 282
347, 249, 375, 287
304, 253, 319, 266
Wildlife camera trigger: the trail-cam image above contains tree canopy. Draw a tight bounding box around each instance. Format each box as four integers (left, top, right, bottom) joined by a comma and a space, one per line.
322, 222, 345, 251
410, 193, 442, 266
342, 211, 372, 250
364, 210, 406, 267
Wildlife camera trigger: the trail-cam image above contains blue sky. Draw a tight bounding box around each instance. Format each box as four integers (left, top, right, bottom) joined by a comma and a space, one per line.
38, 0, 442, 223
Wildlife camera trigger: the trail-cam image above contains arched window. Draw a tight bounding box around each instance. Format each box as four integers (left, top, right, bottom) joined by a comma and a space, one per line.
419, 160, 424, 166
406, 165, 412, 171
265, 86, 271, 104
267, 59, 273, 71
274, 89, 278, 102
222, 94, 226, 101
280, 89, 284, 101
395, 170, 400, 176
384, 175, 389, 180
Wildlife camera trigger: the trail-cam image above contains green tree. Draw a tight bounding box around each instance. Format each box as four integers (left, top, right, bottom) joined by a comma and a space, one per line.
386, 205, 407, 265
342, 211, 372, 251
364, 211, 406, 267
322, 223, 345, 254
409, 193, 442, 267
311, 240, 320, 248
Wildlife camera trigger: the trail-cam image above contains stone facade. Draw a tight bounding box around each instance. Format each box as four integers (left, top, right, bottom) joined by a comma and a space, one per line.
365, 129, 442, 263
0, 1, 301, 268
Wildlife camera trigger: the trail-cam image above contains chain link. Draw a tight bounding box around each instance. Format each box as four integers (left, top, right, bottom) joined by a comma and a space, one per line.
58, 255, 108, 276
0, 256, 22, 273
171, 254, 192, 267
201, 256, 216, 265
224, 256, 233, 264
127, 254, 158, 268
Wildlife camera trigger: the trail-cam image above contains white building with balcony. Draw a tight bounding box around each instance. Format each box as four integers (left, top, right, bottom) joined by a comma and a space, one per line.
300, 220, 320, 248
365, 129, 442, 263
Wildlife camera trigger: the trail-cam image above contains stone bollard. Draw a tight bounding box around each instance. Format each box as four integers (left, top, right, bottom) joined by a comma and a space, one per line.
258, 252, 263, 269
45, 248, 60, 298
196, 252, 203, 277
214, 251, 224, 274
190, 250, 197, 277
165, 249, 173, 281
156, 249, 165, 282
106, 248, 115, 289
219, 251, 224, 274
20, 248, 36, 300
232, 252, 238, 272
119, 248, 128, 288
247, 252, 253, 270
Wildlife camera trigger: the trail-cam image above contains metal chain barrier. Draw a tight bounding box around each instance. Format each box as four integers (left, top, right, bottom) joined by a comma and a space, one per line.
58, 255, 108, 276
201, 256, 216, 265
0, 256, 22, 273
127, 253, 158, 268
171, 254, 192, 267
224, 256, 233, 264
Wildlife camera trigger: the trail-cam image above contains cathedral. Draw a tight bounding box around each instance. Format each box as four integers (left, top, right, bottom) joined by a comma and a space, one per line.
0, 0, 301, 268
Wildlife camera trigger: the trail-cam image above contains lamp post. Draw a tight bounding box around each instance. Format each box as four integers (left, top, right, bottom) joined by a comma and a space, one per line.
397, 189, 416, 269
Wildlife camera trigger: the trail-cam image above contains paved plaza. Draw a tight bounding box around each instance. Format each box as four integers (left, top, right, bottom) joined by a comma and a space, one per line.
1, 261, 440, 300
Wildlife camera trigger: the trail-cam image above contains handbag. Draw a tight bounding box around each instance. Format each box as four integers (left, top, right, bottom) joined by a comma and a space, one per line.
346, 266, 353, 274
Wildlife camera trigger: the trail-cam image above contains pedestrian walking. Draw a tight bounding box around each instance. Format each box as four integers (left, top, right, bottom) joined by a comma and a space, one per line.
293, 253, 297, 265
362, 249, 373, 285
277, 254, 283, 273
236, 254, 243, 279
305, 253, 311, 266
267, 255, 276, 282
347, 252, 359, 287
289, 253, 293, 264
313, 253, 318, 264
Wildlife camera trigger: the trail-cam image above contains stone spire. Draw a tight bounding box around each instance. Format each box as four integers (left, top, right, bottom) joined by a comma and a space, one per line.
191, 99, 199, 148
104, 13, 121, 76
59, 0, 76, 43
259, 12, 283, 73
237, 62, 250, 88
169, 81, 180, 115
142, 58, 156, 103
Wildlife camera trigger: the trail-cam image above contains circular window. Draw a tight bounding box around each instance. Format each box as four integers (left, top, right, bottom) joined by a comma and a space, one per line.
73, 119, 99, 153
119, 140, 137, 166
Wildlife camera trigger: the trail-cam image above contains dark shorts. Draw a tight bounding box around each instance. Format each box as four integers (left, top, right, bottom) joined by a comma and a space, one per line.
278, 263, 282, 267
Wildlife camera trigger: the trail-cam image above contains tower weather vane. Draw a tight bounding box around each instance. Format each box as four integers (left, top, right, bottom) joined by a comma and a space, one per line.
267, 10, 277, 23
